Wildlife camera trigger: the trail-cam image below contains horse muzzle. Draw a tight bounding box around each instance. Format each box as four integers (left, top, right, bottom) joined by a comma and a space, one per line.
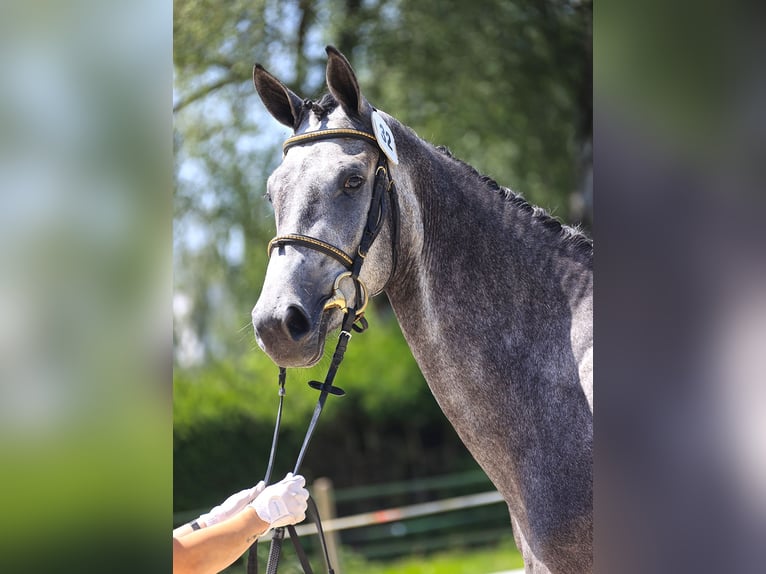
252, 271, 367, 368
252, 301, 325, 367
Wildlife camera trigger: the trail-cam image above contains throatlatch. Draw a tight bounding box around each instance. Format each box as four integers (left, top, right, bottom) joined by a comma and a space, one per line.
246, 123, 398, 574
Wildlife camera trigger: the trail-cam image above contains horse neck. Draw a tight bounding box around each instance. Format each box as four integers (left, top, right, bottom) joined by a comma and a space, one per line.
384, 136, 593, 371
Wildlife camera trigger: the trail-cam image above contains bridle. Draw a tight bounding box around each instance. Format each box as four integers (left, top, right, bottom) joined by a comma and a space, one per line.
267, 125, 400, 329
246, 123, 400, 574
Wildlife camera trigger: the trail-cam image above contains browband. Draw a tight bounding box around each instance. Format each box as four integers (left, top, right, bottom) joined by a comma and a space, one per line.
282, 128, 379, 155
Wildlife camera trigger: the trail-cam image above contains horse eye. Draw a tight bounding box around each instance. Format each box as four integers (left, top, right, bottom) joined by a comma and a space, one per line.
344, 175, 364, 190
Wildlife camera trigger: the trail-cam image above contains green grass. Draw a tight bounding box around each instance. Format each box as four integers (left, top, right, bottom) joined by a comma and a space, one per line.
228, 540, 523, 574
357, 542, 523, 574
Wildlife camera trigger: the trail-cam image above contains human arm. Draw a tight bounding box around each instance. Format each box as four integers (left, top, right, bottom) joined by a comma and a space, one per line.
173, 506, 269, 574
174, 481, 266, 540
173, 473, 308, 574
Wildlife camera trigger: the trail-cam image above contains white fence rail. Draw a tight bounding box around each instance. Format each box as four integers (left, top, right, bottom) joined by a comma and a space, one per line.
258, 489, 505, 541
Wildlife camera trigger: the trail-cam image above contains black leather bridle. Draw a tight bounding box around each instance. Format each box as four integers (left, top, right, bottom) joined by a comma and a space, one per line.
246, 124, 400, 574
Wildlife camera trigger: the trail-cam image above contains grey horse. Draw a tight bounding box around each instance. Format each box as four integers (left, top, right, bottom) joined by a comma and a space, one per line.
251, 47, 592, 573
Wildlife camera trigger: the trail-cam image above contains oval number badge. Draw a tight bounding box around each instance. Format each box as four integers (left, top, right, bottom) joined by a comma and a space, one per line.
371, 110, 399, 165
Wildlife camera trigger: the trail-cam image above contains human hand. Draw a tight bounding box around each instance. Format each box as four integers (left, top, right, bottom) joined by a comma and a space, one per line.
249, 473, 309, 531
198, 481, 266, 527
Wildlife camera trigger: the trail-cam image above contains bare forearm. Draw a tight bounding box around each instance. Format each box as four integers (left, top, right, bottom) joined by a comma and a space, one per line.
173, 507, 268, 574
173, 522, 196, 538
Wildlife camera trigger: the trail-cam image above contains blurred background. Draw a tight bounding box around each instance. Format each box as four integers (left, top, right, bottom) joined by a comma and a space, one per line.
3, 0, 765, 573
0, 0, 172, 572
172, 0, 591, 571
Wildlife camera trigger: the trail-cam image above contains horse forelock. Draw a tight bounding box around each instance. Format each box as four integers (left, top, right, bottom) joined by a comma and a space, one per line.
433, 145, 593, 262
294, 93, 340, 127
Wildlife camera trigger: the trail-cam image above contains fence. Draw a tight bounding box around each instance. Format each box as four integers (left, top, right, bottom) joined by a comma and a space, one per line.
174, 470, 517, 571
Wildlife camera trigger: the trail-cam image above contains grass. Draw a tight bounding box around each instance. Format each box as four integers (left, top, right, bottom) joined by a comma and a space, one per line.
356, 541, 524, 574
229, 539, 523, 574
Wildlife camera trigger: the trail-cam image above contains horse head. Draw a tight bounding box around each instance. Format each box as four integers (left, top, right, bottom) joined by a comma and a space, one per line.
251, 47, 396, 367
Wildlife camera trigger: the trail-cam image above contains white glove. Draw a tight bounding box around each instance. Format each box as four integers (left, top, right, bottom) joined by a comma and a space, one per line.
250, 473, 309, 531
198, 481, 266, 527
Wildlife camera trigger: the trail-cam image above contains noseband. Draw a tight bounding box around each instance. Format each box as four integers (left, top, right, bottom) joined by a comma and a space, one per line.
266, 126, 399, 326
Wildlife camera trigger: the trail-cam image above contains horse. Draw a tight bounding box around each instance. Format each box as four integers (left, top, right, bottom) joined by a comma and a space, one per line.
251, 46, 593, 573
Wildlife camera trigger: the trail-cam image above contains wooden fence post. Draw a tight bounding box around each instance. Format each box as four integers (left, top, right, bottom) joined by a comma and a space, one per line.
313, 477, 341, 574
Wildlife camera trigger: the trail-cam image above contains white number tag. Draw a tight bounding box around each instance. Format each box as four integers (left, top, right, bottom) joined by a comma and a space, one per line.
371, 110, 399, 165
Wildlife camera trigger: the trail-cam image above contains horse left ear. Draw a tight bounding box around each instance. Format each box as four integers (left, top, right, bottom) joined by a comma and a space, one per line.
325, 45, 367, 118
253, 64, 304, 130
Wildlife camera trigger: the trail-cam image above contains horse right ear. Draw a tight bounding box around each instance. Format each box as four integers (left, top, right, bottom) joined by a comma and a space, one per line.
253, 64, 304, 130
325, 45, 366, 118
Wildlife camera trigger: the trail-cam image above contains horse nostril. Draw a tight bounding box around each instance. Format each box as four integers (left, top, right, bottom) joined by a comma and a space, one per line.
284, 305, 311, 341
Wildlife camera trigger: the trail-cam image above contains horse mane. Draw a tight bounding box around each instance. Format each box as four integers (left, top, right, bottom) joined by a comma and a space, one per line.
434, 145, 593, 260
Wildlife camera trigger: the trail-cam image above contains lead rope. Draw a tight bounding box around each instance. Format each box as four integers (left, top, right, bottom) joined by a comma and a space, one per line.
246, 367, 286, 574
259, 304, 358, 574
246, 130, 395, 574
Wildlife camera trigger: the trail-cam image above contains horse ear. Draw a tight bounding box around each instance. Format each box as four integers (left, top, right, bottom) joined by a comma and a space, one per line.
253, 64, 304, 130
325, 45, 366, 117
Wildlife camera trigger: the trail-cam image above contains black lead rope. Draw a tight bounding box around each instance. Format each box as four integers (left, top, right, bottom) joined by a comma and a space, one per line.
265, 367, 287, 485
257, 305, 357, 574
285, 496, 335, 574
246, 367, 286, 574
246, 127, 395, 574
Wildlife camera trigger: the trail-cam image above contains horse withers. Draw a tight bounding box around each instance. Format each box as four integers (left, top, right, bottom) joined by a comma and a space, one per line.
251, 46, 593, 573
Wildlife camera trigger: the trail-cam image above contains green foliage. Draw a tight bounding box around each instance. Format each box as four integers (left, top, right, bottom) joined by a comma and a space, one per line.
363, 0, 591, 214
174, 305, 423, 433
